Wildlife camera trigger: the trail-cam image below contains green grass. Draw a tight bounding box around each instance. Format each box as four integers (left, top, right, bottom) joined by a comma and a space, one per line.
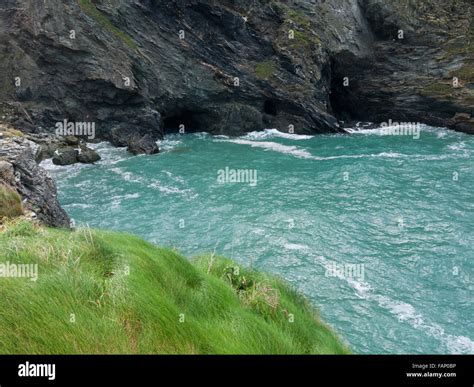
0, 220, 349, 354
420, 82, 454, 98
0, 125, 24, 138
292, 30, 321, 49
271, 2, 321, 51
254, 60, 278, 80
285, 9, 311, 30
77, 0, 137, 50
454, 63, 474, 83
0, 185, 23, 221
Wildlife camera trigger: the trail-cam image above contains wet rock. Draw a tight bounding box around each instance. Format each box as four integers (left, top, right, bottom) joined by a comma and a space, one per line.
25, 133, 65, 162
450, 113, 474, 135
127, 134, 159, 155
454, 121, 474, 135
64, 136, 80, 146
77, 146, 101, 163
52, 147, 79, 166
0, 137, 70, 228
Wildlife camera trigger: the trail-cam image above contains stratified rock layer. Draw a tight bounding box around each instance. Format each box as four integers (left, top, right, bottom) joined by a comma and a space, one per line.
0, 134, 70, 228
0, 0, 472, 141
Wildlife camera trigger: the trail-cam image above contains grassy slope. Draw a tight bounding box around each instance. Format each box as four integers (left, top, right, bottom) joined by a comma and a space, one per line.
0, 220, 349, 354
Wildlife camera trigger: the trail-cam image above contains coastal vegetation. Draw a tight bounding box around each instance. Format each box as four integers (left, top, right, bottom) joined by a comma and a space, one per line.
0, 218, 349, 354
0, 185, 23, 221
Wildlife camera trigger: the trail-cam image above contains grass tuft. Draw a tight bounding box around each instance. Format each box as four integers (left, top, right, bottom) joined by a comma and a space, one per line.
0, 185, 23, 222
254, 60, 278, 80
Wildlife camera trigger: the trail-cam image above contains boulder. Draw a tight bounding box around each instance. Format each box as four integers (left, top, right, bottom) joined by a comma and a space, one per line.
127, 134, 159, 155
64, 136, 80, 146
52, 147, 79, 166
77, 146, 101, 163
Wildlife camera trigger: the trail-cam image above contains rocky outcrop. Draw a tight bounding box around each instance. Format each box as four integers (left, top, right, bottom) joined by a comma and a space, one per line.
0, 0, 472, 140
0, 134, 70, 228
332, 0, 473, 130
25, 133, 101, 165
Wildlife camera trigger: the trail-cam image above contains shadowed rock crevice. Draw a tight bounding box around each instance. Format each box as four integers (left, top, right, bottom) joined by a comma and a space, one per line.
163, 110, 204, 134
263, 99, 278, 116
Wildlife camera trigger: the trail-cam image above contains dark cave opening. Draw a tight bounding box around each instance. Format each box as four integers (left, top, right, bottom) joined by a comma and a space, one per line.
329, 54, 365, 122
264, 99, 278, 116
163, 110, 202, 134
330, 75, 355, 121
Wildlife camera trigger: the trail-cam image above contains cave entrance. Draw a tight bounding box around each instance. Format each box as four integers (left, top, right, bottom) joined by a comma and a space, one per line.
163, 110, 202, 134
264, 99, 278, 116
329, 54, 363, 121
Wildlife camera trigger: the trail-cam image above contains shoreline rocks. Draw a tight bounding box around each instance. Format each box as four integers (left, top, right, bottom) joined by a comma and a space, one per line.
25, 133, 102, 166
450, 113, 474, 135
0, 134, 70, 228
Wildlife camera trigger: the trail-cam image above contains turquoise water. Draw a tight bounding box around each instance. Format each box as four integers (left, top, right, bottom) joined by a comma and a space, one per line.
43, 125, 474, 354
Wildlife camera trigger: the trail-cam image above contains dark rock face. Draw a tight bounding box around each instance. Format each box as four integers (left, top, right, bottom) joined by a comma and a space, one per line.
0, 0, 472, 138
331, 0, 473, 130
0, 137, 70, 228
0, 0, 376, 137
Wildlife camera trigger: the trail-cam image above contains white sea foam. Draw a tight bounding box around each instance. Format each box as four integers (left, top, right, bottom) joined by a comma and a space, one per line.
162, 170, 186, 184
242, 129, 314, 141
219, 139, 315, 159
284, 243, 309, 251
447, 142, 466, 151
221, 139, 470, 162
374, 295, 474, 354
313, 254, 474, 354
109, 193, 141, 209
157, 138, 183, 152
39, 158, 66, 171
110, 168, 145, 184
147, 181, 198, 199
110, 193, 140, 200
64, 203, 93, 209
